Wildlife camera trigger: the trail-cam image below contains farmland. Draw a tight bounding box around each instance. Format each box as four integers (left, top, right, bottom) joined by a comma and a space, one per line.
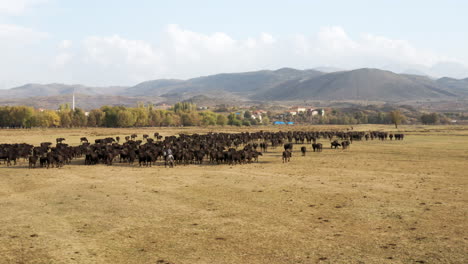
0, 125, 467, 264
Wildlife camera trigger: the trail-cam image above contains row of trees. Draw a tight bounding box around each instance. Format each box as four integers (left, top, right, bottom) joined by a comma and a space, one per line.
276, 109, 453, 126
279, 110, 402, 126
0, 103, 264, 128
0, 104, 455, 128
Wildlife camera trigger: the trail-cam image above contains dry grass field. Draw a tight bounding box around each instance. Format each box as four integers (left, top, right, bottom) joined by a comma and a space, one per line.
0, 125, 467, 264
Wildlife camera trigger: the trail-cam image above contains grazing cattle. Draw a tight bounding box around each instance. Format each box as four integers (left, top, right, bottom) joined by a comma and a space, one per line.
41, 142, 52, 148
56, 138, 65, 144
131, 134, 138, 140
3, 129, 403, 169
301, 146, 307, 156
312, 143, 323, 152
40, 156, 48, 167
341, 140, 350, 150
331, 140, 341, 149
29, 155, 38, 169
282, 150, 292, 163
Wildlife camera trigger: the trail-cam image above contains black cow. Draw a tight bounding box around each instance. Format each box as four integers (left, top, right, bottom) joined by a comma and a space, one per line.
331, 140, 341, 149
301, 146, 307, 156
312, 143, 323, 152
282, 150, 292, 163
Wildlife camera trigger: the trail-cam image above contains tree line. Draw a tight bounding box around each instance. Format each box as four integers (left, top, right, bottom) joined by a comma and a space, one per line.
0, 103, 454, 128
0, 103, 264, 128
275, 109, 452, 126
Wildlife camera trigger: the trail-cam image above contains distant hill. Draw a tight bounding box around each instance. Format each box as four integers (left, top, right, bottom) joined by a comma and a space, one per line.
0, 83, 128, 98
119, 79, 183, 97
0, 94, 164, 110
120, 68, 323, 98
0, 67, 467, 108
435, 77, 468, 96
181, 95, 244, 107
254, 68, 459, 101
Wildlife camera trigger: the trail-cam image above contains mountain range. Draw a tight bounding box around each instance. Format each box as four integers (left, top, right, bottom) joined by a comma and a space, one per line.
0, 67, 467, 109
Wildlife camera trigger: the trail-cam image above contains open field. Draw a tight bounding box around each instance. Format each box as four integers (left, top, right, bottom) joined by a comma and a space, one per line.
0, 125, 467, 264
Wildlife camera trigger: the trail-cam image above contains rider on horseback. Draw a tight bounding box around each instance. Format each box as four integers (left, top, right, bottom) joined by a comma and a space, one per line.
164, 147, 174, 167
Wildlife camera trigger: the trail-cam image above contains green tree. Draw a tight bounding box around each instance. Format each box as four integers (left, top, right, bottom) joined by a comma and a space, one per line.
116, 110, 136, 127
232, 119, 242, 126
59, 110, 72, 128
421, 113, 439, 124
200, 112, 217, 126
133, 107, 149, 127
87, 109, 105, 127
227, 113, 236, 125
389, 110, 404, 128
173, 102, 197, 113
216, 114, 227, 126
149, 110, 163, 126
101, 106, 126, 127
33, 110, 60, 127
72, 108, 87, 127
7, 106, 35, 127
162, 113, 174, 126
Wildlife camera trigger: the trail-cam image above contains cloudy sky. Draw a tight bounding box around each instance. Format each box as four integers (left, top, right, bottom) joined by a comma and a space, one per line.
0, 0, 467, 88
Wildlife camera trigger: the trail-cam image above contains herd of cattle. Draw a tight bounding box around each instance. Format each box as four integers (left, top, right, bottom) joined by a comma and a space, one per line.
0, 130, 404, 168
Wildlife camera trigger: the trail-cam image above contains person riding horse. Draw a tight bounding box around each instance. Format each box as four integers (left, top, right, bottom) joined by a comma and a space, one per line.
164, 148, 174, 168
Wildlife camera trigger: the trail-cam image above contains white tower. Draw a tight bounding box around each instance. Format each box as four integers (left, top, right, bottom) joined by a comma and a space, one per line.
72, 88, 75, 110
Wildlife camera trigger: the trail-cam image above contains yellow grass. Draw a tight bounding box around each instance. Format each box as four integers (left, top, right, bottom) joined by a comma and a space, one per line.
0, 125, 467, 264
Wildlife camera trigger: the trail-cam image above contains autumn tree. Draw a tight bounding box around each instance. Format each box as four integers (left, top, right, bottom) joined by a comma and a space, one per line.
133, 107, 149, 127
389, 110, 405, 128
87, 109, 105, 127
216, 114, 227, 126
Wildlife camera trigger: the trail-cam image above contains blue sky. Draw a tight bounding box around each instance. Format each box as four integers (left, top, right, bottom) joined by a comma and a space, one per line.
0, 0, 467, 88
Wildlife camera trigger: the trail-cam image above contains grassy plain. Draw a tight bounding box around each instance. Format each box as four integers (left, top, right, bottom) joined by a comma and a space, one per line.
0, 125, 467, 264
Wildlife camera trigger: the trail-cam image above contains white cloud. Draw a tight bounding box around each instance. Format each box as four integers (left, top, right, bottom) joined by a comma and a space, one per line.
0, 23, 48, 43
58, 39, 72, 49
52, 52, 72, 68
83, 35, 161, 66
1, 24, 466, 88
316, 26, 358, 53
0, 0, 48, 15
165, 24, 236, 58
51, 25, 467, 85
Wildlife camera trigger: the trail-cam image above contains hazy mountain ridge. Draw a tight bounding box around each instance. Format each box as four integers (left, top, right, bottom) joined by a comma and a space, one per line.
0, 68, 467, 108
121, 68, 323, 98
382, 61, 468, 79
0, 83, 128, 98
254, 68, 460, 101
